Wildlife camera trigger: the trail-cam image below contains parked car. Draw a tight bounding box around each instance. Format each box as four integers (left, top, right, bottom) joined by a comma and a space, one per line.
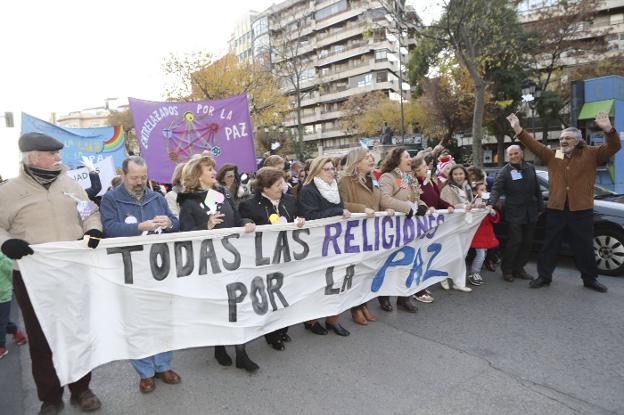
487, 168, 624, 276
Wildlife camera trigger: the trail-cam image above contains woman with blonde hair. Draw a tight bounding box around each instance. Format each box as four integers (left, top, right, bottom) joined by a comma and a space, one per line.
298, 156, 352, 336
378, 147, 428, 313
176, 155, 259, 372
338, 148, 395, 325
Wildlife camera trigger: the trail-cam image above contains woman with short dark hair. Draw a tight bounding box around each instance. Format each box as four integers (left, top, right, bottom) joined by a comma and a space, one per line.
238, 167, 305, 351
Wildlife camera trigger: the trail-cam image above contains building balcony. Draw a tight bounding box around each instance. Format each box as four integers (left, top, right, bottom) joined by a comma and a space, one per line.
315, 6, 367, 32
319, 80, 398, 102
319, 59, 397, 83
315, 42, 372, 67
303, 128, 345, 142
316, 22, 366, 49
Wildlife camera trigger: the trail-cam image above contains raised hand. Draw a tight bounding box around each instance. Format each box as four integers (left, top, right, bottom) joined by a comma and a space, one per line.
506, 113, 522, 134
595, 112, 613, 132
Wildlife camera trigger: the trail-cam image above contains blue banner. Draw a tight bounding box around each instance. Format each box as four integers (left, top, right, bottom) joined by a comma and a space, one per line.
20, 112, 126, 169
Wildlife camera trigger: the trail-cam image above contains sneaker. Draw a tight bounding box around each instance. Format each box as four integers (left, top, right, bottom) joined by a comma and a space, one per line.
414, 292, 434, 303
453, 285, 472, 292
472, 273, 484, 286
0, 347, 7, 359
13, 330, 27, 345
440, 279, 450, 290
467, 273, 479, 286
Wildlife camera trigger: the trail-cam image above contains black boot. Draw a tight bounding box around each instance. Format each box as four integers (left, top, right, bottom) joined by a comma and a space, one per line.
235, 345, 259, 372
214, 345, 232, 366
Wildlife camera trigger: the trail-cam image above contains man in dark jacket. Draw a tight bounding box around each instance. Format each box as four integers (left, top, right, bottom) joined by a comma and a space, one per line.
100, 156, 182, 393
488, 145, 544, 282
507, 112, 620, 292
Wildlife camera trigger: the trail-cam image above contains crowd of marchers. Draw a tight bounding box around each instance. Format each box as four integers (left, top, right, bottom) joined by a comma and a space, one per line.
0, 111, 619, 415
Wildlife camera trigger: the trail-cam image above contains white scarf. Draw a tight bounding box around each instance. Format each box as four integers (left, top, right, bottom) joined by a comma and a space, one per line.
313, 176, 341, 204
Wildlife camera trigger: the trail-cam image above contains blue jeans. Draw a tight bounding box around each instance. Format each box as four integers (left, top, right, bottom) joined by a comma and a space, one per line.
470, 249, 487, 274
0, 300, 18, 348
131, 352, 173, 379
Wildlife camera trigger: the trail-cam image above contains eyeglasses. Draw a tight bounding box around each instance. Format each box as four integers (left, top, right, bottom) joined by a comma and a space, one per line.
322, 167, 336, 172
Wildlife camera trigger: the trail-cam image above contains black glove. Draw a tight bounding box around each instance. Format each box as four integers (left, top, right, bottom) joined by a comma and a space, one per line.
1, 239, 34, 259
406, 208, 414, 219
416, 205, 428, 216
84, 229, 103, 249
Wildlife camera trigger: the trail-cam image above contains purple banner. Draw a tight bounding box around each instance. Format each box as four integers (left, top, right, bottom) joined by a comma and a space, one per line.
128, 95, 257, 183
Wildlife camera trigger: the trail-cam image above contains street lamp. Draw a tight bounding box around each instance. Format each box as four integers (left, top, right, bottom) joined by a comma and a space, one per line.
521, 80, 542, 137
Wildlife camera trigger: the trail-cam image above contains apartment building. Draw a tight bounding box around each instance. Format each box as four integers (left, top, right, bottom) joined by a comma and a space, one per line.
245, 0, 414, 156
228, 11, 259, 64
56, 107, 112, 128
519, 0, 624, 68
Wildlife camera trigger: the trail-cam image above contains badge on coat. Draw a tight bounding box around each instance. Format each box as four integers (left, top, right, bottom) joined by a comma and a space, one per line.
511, 170, 523, 180
125, 215, 138, 224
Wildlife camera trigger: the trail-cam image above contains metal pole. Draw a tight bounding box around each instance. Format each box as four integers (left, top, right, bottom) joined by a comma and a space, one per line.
397, 14, 405, 144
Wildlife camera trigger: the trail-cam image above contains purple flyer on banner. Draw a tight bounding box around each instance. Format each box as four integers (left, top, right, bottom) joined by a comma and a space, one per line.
128, 94, 257, 183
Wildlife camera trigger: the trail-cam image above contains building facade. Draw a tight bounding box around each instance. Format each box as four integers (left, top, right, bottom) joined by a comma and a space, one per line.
56, 107, 112, 128
228, 11, 259, 64
241, 0, 415, 156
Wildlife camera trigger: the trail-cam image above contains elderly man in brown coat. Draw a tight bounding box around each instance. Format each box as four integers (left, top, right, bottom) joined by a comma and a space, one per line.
0, 133, 103, 414
507, 112, 620, 292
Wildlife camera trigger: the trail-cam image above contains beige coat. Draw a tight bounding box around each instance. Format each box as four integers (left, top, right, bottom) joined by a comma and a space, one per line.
337, 175, 382, 212
379, 170, 425, 214
0, 166, 102, 269
440, 182, 473, 208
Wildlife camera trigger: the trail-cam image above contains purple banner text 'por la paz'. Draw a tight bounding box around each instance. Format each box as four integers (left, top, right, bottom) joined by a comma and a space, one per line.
128, 94, 256, 183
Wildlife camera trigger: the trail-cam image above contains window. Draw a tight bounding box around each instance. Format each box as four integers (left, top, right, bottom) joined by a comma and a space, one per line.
315, 0, 347, 21
610, 14, 624, 25
252, 17, 268, 37
300, 68, 316, 82
375, 49, 388, 61
349, 73, 373, 88
376, 71, 388, 83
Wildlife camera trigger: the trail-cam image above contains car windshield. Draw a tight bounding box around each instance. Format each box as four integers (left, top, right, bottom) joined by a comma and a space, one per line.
535, 170, 619, 199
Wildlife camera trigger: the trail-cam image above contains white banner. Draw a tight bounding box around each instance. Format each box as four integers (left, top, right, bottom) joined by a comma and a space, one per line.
18, 210, 486, 385
65, 156, 117, 196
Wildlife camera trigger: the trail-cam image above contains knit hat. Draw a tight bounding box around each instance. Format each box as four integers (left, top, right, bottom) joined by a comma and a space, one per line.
18, 132, 64, 152
436, 155, 454, 174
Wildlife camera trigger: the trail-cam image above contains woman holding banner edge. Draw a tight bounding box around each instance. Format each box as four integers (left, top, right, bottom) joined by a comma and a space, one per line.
378, 147, 429, 313
238, 167, 306, 351
176, 155, 259, 372
298, 156, 352, 337
338, 148, 395, 325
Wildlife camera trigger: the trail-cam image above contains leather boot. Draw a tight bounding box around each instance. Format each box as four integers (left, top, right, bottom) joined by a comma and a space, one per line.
378, 296, 393, 312
351, 307, 368, 325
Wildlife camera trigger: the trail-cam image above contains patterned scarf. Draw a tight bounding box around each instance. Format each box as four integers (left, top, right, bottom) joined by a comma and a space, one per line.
313, 176, 341, 204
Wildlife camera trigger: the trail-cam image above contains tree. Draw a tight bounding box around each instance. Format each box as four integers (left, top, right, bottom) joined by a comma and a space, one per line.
268, 13, 317, 160
162, 52, 287, 130
350, 95, 421, 139
415, 60, 474, 144
409, 0, 527, 167
524, 0, 610, 140
339, 91, 387, 137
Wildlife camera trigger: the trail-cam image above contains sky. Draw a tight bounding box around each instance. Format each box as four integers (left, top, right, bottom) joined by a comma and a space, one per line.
0, 0, 441, 179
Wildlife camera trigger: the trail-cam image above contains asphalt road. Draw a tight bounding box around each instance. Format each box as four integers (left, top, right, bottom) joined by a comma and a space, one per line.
2, 256, 624, 415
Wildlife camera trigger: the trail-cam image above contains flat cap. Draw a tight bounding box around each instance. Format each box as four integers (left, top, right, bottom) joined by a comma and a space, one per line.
18, 132, 64, 152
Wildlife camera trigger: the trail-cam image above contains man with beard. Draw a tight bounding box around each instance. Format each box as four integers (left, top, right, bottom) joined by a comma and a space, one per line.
488, 145, 544, 282
507, 112, 620, 292
99, 155, 182, 394
0, 132, 103, 415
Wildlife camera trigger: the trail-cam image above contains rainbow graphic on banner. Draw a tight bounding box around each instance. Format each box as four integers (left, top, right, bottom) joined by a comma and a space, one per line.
103, 127, 124, 152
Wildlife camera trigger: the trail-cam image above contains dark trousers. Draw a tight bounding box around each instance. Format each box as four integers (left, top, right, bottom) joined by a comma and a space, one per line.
537, 209, 597, 283
502, 222, 537, 275
13, 271, 91, 404
0, 300, 18, 347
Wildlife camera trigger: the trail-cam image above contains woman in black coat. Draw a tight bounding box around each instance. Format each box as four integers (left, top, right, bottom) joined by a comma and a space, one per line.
298, 156, 352, 337
238, 167, 305, 352
177, 156, 258, 372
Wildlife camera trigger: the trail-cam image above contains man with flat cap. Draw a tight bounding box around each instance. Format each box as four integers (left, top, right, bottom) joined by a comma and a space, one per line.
0, 132, 104, 414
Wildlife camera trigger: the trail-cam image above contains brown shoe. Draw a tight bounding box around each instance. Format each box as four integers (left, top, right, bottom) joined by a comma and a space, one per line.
155, 370, 181, 384
351, 307, 368, 325
503, 273, 514, 282
361, 305, 377, 322
70, 389, 101, 412
139, 377, 156, 393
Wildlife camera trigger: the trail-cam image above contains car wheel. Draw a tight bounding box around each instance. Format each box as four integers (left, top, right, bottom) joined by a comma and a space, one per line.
593, 226, 624, 276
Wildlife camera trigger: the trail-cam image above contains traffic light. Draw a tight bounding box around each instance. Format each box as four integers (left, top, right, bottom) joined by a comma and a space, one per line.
4, 112, 14, 128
